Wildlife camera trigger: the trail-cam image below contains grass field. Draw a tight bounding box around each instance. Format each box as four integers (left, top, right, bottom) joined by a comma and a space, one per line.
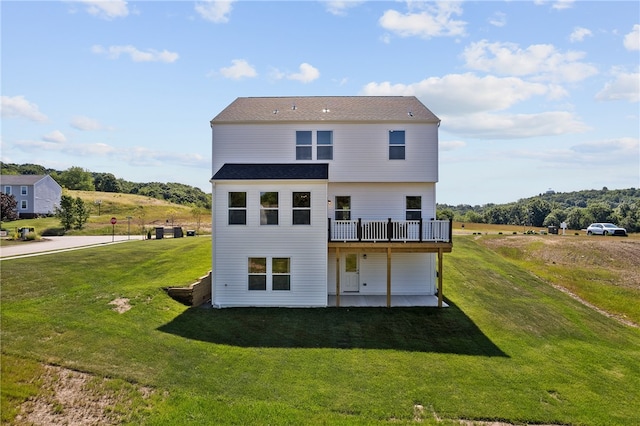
0, 190, 211, 239
1, 236, 639, 425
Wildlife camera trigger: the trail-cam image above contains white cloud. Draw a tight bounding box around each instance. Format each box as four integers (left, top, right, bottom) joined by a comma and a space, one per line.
71, 116, 105, 131
71, 0, 129, 19
551, 0, 574, 10
595, 69, 640, 103
488, 12, 506, 28
379, 1, 466, 39
287, 63, 320, 83
462, 40, 598, 83
92, 45, 179, 63
1, 95, 48, 122
195, 0, 234, 23
571, 137, 639, 156
441, 111, 589, 139
323, 1, 365, 16
361, 73, 558, 115
624, 24, 640, 51
569, 27, 592, 43
42, 130, 67, 143
361, 73, 590, 139
12, 139, 208, 169
219, 59, 258, 80
440, 140, 466, 151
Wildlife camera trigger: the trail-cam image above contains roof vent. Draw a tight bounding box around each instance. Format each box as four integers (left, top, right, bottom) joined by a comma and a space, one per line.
273, 109, 279, 114
292, 104, 297, 110
322, 108, 330, 113
408, 111, 414, 117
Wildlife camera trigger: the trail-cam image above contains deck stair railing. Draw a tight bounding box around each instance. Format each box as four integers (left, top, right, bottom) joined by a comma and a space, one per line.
328, 218, 451, 243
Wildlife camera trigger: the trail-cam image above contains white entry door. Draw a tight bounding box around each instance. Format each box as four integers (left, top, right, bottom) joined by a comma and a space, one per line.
342, 253, 359, 292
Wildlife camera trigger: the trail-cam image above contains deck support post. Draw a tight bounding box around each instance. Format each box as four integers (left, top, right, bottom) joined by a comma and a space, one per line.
386, 247, 392, 307
335, 247, 341, 307
437, 248, 443, 308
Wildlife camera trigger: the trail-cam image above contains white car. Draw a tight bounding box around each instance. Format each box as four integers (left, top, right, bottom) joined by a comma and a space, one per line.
586, 223, 628, 236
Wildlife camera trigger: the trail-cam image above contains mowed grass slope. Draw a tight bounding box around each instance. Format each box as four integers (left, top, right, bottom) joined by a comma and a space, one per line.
1, 236, 639, 425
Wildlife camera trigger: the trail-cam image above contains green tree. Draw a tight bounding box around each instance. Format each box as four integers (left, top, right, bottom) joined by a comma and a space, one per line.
93, 173, 120, 192
528, 199, 552, 227
565, 207, 593, 230
56, 167, 95, 191
436, 208, 454, 221
1, 193, 18, 221
587, 202, 613, 223
74, 197, 90, 229
56, 195, 76, 230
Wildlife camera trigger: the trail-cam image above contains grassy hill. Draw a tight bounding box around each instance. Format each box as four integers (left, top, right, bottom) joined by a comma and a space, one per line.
1, 235, 639, 425
2, 190, 211, 237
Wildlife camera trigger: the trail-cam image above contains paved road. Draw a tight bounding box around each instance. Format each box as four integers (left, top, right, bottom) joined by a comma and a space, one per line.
0, 235, 145, 260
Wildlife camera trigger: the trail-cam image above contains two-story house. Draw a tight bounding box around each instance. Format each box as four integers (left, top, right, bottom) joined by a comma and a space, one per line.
0, 174, 62, 218
210, 96, 452, 308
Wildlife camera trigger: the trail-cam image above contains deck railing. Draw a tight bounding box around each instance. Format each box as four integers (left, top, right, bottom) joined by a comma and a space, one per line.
328, 218, 451, 243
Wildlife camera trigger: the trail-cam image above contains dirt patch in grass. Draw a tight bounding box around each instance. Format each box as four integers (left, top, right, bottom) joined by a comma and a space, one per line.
15, 365, 154, 425
108, 297, 131, 313
479, 234, 640, 327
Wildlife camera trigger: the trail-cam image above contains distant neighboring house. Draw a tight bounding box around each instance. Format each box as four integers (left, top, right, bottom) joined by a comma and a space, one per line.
210, 96, 452, 308
0, 174, 62, 218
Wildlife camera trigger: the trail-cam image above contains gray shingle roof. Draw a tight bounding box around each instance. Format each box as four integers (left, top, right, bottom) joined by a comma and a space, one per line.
211, 96, 439, 124
212, 164, 329, 181
0, 174, 48, 185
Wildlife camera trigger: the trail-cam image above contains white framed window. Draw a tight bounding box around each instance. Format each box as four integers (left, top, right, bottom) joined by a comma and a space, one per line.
272, 258, 291, 291
248, 257, 291, 291
292, 192, 311, 225
228, 192, 247, 225
20, 186, 28, 195
296, 131, 312, 160
317, 131, 333, 160
389, 130, 405, 160
335, 196, 351, 220
248, 257, 267, 290
406, 196, 422, 220
20, 200, 28, 210
260, 192, 278, 225
4, 186, 11, 195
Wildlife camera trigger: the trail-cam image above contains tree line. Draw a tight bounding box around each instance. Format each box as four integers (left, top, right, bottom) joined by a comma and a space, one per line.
1, 163, 211, 209
437, 188, 640, 232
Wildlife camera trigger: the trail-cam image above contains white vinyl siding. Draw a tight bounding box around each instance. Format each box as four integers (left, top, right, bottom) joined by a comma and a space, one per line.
327, 182, 436, 222
327, 252, 435, 296
212, 180, 328, 307
212, 122, 438, 183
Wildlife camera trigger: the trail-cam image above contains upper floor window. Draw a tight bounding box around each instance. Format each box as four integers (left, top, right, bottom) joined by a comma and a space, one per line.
406, 196, 422, 220
317, 131, 333, 160
292, 192, 311, 225
21, 186, 28, 195
389, 130, 405, 160
296, 131, 312, 160
260, 192, 278, 225
4, 186, 11, 195
228, 192, 247, 225
335, 196, 351, 221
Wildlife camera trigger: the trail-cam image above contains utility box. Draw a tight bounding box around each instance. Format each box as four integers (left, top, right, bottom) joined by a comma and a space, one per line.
173, 227, 183, 238
548, 226, 558, 235
155, 227, 164, 239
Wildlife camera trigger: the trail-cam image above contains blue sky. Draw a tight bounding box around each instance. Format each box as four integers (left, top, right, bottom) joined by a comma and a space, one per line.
2, 0, 639, 205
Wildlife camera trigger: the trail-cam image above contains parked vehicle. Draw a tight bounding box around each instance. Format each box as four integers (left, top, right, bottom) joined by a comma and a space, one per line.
586, 223, 628, 236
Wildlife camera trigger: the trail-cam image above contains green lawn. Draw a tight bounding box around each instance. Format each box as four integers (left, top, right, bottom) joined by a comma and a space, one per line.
1, 236, 639, 425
